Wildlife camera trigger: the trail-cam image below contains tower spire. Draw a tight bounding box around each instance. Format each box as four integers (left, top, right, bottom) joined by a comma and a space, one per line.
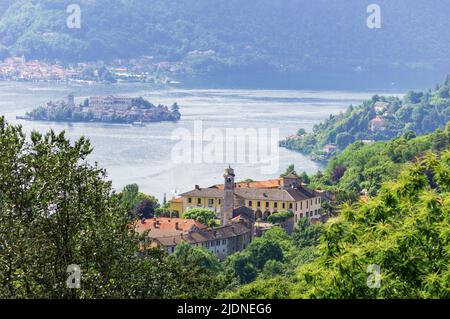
221, 166, 235, 226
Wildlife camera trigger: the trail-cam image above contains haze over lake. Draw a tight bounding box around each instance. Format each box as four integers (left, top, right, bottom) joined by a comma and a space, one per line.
0, 82, 402, 200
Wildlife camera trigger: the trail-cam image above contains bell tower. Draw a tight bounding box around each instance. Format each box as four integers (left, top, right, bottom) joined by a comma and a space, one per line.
221, 165, 235, 226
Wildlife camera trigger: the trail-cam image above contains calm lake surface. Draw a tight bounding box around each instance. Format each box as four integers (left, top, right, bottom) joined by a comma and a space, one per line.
0, 81, 402, 200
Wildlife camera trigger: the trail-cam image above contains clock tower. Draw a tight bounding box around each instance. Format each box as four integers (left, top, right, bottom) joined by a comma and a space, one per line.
221, 166, 235, 226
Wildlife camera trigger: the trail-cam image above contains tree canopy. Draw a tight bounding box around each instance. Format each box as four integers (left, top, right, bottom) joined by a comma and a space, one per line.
0, 117, 221, 298
183, 208, 217, 227
282, 77, 450, 159
223, 150, 450, 298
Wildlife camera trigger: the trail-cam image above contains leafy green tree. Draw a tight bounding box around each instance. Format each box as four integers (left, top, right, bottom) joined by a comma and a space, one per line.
292, 218, 323, 248
134, 198, 156, 219
224, 151, 450, 299
0, 117, 216, 298
118, 183, 159, 219
219, 276, 291, 299
261, 260, 286, 278
97, 66, 116, 83
171, 102, 180, 112
335, 132, 355, 149
299, 171, 310, 184
283, 77, 450, 159
267, 211, 293, 223
281, 164, 296, 177
291, 151, 450, 298
247, 238, 283, 270
224, 253, 258, 285
183, 208, 216, 226
171, 241, 222, 273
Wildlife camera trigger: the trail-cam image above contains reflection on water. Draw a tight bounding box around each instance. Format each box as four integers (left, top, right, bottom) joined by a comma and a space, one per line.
0, 81, 402, 200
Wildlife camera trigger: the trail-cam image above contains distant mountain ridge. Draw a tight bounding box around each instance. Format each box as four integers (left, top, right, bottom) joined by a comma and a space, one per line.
0, 0, 449, 83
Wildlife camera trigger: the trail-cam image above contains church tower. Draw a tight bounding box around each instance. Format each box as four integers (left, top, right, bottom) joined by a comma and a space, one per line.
221, 166, 235, 226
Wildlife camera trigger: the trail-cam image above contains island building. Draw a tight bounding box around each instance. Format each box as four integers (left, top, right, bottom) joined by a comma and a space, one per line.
169, 167, 323, 226
89, 96, 133, 110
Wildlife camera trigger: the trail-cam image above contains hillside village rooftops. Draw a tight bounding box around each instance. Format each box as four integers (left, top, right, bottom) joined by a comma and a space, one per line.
153, 219, 252, 247
135, 217, 206, 237
371, 116, 386, 124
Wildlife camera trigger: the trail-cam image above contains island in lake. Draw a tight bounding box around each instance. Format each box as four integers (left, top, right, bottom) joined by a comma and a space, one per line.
22, 94, 181, 124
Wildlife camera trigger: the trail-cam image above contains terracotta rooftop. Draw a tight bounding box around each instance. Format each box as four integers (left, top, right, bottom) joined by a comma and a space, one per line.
371, 116, 385, 124
153, 221, 252, 247
134, 217, 206, 236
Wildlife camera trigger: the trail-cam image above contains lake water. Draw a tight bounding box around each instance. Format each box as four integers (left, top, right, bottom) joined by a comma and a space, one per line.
0, 81, 401, 200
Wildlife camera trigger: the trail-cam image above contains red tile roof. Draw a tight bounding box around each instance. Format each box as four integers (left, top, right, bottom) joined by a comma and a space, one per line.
153, 221, 252, 247
134, 217, 206, 236
371, 116, 385, 124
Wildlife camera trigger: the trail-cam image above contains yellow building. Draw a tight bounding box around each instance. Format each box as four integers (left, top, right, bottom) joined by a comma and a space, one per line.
169, 168, 323, 225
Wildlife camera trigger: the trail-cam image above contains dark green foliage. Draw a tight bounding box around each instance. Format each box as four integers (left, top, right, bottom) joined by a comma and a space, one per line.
132, 97, 155, 109
134, 199, 157, 219
299, 171, 310, 184
168, 242, 226, 297
291, 151, 450, 298
118, 183, 159, 219
223, 150, 450, 298
183, 208, 217, 226
310, 121, 450, 199
171, 241, 222, 273
222, 226, 319, 289
267, 211, 294, 224
335, 132, 355, 149
0, 117, 217, 298
292, 218, 323, 248
280, 164, 296, 177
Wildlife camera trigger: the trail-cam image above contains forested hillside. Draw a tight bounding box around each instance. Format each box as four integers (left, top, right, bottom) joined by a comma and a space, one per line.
307, 121, 450, 201
281, 77, 450, 159
222, 150, 450, 298
0, 0, 449, 82
1, 114, 449, 299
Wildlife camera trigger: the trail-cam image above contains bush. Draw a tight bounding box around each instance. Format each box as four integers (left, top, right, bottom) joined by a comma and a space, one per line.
183, 208, 217, 226
267, 211, 294, 224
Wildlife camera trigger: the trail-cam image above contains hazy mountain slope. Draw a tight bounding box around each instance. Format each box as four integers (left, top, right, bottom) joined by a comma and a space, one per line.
0, 0, 16, 17
0, 0, 449, 80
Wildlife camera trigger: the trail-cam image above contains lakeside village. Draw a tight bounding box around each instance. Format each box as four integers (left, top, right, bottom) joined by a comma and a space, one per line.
20, 94, 181, 124
0, 52, 214, 84
280, 101, 390, 161
136, 166, 333, 260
